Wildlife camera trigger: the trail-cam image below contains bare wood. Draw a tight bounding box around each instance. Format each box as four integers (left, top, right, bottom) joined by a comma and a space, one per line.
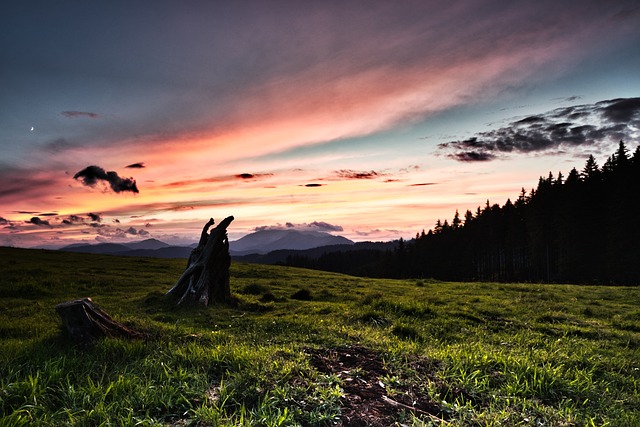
56, 297, 144, 343
166, 216, 234, 306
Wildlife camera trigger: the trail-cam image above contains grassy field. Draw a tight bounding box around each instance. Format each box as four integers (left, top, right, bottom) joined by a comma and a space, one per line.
0, 247, 639, 426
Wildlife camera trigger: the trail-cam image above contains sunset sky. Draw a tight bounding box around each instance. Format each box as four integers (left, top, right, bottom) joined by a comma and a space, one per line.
1, 1, 640, 248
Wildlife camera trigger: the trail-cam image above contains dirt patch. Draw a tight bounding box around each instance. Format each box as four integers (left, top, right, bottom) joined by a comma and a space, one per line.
306, 345, 450, 426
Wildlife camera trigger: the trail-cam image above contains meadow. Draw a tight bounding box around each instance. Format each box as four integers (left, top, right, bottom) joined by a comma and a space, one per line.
0, 246, 638, 426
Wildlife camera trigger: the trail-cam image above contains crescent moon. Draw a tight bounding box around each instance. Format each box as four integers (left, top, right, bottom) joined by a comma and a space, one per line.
30, 127, 34, 131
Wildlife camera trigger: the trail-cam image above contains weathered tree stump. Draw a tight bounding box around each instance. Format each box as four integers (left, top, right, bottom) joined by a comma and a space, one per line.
56, 297, 144, 342
166, 216, 234, 306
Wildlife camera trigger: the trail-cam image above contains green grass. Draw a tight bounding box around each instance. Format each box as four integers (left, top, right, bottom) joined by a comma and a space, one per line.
0, 247, 639, 426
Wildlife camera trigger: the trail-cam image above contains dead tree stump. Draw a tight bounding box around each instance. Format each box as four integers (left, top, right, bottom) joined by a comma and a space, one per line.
56, 297, 144, 343
166, 216, 234, 306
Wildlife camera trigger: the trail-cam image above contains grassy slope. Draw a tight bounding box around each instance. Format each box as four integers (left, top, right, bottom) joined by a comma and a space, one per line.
0, 247, 638, 426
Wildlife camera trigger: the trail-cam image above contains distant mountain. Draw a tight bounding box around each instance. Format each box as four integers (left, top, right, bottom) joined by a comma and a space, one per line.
233, 240, 397, 265
124, 238, 170, 250
61, 242, 132, 254
229, 229, 354, 255
55, 233, 399, 277
59, 238, 181, 257
56, 232, 364, 264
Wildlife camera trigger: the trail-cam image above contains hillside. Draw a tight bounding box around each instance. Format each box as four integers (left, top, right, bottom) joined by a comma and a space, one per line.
0, 247, 638, 426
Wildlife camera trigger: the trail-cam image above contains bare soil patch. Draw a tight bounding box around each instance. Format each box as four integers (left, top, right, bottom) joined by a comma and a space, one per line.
306, 345, 452, 426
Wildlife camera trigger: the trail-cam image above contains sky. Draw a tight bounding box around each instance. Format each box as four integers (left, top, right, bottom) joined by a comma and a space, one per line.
1, 0, 640, 248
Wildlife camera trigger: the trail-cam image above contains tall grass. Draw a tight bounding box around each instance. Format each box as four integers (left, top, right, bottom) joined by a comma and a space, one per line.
0, 247, 638, 425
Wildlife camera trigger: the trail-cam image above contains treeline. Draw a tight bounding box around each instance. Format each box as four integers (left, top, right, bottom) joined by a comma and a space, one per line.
284, 141, 640, 284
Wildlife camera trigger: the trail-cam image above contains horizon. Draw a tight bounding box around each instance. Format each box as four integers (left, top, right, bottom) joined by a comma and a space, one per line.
2, 1, 640, 249
37, 227, 364, 251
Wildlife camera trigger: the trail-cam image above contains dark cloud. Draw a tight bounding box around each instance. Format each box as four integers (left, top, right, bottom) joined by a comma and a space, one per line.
88, 213, 102, 222
61, 111, 98, 119
62, 214, 84, 225
73, 165, 139, 193
26, 217, 51, 227
309, 221, 343, 232
125, 162, 145, 169
38, 212, 58, 216
408, 182, 438, 186
451, 151, 496, 162
514, 115, 545, 125
62, 213, 103, 228
439, 97, 640, 161
599, 97, 640, 123
235, 173, 273, 180
0, 217, 8, 225
93, 225, 150, 241
97, 228, 127, 239
334, 169, 381, 180
304, 183, 324, 187
123, 226, 150, 236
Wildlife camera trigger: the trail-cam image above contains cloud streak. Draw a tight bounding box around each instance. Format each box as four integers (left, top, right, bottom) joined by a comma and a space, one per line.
439, 97, 640, 161
61, 111, 98, 119
334, 170, 383, 180
255, 221, 343, 233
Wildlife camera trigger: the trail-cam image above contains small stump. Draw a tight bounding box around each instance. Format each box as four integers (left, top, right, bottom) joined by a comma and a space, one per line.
56, 297, 144, 343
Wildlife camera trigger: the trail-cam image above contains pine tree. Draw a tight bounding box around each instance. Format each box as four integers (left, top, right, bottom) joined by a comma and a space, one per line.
464, 209, 474, 225
581, 155, 600, 181
615, 140, 629, 168
452, 210, 462, 229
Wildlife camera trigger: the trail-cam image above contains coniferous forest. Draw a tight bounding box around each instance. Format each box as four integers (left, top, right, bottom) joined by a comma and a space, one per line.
284, 141, 640, 285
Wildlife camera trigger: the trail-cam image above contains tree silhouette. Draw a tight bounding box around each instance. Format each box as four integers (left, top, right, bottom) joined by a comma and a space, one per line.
280, 142, 640, 285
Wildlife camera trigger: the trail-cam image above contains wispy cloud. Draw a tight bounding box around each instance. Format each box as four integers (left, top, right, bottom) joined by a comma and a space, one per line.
61, 111, 99, 119
334, 170, 383, 180
163, 173, 273, 188
408, 183, 438, 187
254, 221, 343, 233
93, 225, 150, 242
439, 97, 640, 161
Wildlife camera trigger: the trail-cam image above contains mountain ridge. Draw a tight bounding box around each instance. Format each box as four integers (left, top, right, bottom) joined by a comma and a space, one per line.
230, 229, 354, 255
57, 230, 358, 258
